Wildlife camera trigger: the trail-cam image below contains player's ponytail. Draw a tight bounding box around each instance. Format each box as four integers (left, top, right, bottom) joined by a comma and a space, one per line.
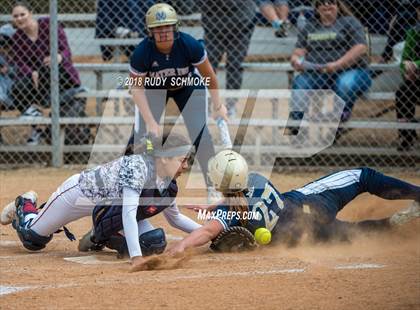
225, 191, 249, 227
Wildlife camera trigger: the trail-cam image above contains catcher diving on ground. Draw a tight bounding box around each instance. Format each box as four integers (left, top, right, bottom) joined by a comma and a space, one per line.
0, 133, 203, 272
163, 150, 420, 255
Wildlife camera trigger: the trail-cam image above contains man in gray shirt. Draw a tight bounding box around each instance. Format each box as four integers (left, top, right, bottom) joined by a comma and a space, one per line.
295, 14, 369, 68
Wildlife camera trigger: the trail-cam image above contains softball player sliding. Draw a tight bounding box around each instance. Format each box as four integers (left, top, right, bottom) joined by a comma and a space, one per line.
1, 133, 202, 271
166, 150, 420, 256
127, 3, 228, 202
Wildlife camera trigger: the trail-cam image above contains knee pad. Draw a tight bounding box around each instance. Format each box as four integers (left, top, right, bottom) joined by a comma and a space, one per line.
106, 228, 167, 258
16, 226, 53, 251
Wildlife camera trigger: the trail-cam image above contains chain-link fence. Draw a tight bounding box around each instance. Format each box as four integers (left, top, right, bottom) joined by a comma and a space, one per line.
0, 0, 419, 169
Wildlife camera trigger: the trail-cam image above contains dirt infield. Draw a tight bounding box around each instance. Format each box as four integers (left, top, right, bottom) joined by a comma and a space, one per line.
0, 168, 419, 309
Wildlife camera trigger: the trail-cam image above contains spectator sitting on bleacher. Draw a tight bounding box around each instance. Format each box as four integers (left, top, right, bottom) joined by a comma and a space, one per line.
257, 0, 290, 37
9, 2, 83, 145
289, 0, 371, 128
256, 0, 315, 35
96, 0, 155, 61
200, 0, 257, 117
395, 2, 419, 151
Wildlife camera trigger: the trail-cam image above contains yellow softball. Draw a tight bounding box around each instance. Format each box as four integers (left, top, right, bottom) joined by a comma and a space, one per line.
254, 227, 271, 245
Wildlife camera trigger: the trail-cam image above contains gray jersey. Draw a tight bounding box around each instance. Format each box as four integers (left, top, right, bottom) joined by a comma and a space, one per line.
296, 16, 369, 68
78, 154, 155, 202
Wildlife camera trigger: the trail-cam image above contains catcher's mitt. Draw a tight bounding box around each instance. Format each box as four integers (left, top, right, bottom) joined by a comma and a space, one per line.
210, 226, 257, 252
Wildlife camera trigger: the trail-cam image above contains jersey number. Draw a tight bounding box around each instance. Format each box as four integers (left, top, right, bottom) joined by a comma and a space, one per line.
251, 183, 283, 231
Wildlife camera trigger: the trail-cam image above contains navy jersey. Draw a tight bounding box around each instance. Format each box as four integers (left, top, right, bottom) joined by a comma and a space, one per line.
212, 169, 367, 234
213, 172, 287, 234
212, 168, 420, 243
214, 169, 363, 232
129, 32, 207, 89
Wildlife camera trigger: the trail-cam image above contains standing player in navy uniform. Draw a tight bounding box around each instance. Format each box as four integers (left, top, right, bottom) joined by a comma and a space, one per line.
165, 150, 420, 255
128, 3, 228, 201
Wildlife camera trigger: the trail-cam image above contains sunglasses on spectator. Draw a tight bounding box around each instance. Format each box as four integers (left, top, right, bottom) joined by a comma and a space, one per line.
315, 0, 337, 7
